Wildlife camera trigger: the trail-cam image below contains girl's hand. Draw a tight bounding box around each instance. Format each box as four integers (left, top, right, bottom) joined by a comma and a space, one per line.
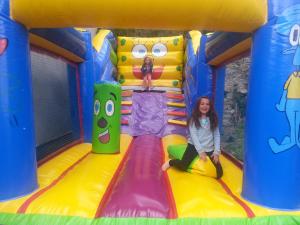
199, 152, 207, 161
212, 154, 219, 164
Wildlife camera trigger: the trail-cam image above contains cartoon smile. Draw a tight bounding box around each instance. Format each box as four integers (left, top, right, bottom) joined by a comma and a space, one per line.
98, 129, 110, 144
133, 65, 164, 80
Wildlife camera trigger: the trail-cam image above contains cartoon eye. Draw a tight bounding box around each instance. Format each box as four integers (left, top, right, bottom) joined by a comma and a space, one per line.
152, 43, 167, 57
289, 24, 300, 46
105, 100, 114, 116
132, 44, 147, 58
94, 100, 100, 116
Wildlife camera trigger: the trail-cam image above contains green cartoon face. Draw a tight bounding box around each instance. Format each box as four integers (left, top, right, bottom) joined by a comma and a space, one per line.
92, 83, 121, 154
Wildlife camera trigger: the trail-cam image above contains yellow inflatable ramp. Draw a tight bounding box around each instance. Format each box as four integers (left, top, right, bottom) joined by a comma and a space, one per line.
0, 134, 132, 218
161, 134, 300, 221
0, 134, 299, 225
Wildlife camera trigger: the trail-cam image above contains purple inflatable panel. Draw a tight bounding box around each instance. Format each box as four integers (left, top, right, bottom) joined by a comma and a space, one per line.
130, 92, 167, 137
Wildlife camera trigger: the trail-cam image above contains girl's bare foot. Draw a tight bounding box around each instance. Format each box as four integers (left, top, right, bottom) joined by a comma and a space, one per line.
162, 160, 171, 171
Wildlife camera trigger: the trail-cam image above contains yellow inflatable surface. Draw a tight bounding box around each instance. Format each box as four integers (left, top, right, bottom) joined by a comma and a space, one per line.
92, 30, 112, 52
0, 134, 299, 225
118, 65, 183, 80
120, 79, 182, 88
11, 0, 267, 32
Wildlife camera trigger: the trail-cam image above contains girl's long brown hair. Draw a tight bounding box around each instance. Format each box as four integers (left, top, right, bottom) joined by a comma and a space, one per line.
187, 96, 218, 130
142, 56, 153, 67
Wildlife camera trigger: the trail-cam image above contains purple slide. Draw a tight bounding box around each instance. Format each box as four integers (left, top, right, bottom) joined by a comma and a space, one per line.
130, 92, 167, 137
98, 135, 176, 218
122, 92, 186, 137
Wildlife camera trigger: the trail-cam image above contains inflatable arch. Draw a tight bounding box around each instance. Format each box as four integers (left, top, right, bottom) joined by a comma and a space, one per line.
0, 0, 300, 224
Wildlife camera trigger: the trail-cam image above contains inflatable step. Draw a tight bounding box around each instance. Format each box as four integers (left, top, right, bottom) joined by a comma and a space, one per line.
167, 102, 186, 108
121, 101, 132, 106
121, 109, 131, 115
119, 79, 182, 88
166, 93, 184, 100
168, 119, 187, 126
167, 111, 186, 117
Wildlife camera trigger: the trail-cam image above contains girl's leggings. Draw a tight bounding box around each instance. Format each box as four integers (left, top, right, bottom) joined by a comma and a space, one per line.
169, 143, 223, 179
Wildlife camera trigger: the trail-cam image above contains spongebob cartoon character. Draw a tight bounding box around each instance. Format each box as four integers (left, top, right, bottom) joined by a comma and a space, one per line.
117, 36, 183, 86
92, 82, 121, 154
268, 4, 300, 153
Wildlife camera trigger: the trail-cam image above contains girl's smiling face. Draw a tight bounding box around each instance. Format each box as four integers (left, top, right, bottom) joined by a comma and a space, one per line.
144, 57, 152, 64
198, 98, 210, 115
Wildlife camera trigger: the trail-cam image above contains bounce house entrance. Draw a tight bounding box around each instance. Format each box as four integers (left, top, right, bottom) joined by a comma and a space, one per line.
1, 0, 300, 224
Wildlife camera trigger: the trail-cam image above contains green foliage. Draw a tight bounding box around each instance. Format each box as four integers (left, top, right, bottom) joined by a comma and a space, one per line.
110, 29, 187, 37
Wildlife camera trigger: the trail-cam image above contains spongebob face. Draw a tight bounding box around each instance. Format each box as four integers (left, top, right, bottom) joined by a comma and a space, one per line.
117, 36, 184, 81
131, 42, 168, 79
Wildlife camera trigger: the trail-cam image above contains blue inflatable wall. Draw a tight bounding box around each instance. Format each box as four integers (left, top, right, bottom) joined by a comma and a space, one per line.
197, 35, 213, 99
0, 0, 38, 200
79, 32, 95, 142
242, 0, 300, 209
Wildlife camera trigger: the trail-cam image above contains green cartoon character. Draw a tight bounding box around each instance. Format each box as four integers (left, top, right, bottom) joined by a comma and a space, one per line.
92, 82, 121, 154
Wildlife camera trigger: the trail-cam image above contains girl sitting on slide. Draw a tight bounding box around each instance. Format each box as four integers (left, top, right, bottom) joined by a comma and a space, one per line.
162, 96, 223, 179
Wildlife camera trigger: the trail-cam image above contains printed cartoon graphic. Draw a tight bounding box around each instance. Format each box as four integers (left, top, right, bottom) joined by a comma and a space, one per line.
268, 5, 300, 153
131, 43, 166, 79
117, 36, 183, 82
92, 82, 121, 154
0, 38, 8, 56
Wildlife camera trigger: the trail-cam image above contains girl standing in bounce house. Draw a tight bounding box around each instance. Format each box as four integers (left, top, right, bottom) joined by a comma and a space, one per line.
141, 56, 153, 91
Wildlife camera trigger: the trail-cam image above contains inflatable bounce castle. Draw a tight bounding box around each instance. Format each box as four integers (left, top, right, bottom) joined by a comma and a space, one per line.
0, 0, 300, 224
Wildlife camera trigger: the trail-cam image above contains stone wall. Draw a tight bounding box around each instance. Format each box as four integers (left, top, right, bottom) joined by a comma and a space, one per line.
221, 57, 250, 160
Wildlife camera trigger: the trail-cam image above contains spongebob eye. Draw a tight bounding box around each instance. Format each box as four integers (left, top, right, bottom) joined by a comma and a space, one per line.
152, 43, 167, 57
94, 100, 100, 116
289, 24, 300, 46
132, 44, 147, 58
105, 100, 114, 116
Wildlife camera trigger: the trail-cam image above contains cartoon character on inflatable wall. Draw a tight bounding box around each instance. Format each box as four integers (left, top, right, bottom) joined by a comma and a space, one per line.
92, 82, 121, 154
0, 38, 8, 56
117, 36, 183, 83
269, 4, 300, 153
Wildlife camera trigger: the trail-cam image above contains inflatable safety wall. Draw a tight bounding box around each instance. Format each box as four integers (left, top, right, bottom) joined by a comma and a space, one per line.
93, 30, 117, 82
184, 31, 202, 116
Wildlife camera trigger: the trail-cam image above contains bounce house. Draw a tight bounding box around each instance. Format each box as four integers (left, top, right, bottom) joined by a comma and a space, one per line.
0, 0, 300, 224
